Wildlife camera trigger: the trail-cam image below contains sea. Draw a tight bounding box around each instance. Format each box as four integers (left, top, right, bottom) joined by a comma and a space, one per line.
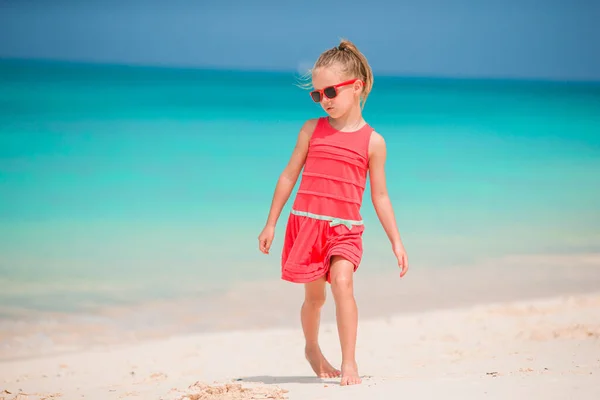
1, 59, 599, 324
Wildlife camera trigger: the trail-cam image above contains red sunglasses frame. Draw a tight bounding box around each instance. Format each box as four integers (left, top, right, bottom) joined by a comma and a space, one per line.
310, 78, 360, 102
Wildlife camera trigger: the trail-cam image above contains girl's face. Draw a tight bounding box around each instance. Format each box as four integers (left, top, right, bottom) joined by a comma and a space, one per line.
311, 65, 362, 118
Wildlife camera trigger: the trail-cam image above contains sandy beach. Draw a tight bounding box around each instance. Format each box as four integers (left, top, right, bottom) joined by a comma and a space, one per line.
1, 255, 600, 399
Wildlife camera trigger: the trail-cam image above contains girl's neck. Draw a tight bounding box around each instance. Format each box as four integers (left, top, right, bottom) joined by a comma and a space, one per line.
328, 104, 365, 132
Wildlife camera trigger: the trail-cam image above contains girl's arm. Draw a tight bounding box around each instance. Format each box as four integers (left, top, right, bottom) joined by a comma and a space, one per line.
258, 119, 316, 254
368, 132, 409, 275
264, 119, 315, 227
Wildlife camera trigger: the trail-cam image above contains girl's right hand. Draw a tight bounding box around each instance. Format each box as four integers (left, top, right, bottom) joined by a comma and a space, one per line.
258, 225, 275, 254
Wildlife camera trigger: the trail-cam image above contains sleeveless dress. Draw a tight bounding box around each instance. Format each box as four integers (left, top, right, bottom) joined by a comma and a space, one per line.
281, 116, 374, 283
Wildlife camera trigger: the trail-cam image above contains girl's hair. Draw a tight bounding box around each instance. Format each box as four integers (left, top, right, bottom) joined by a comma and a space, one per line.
298, 38, 374, 108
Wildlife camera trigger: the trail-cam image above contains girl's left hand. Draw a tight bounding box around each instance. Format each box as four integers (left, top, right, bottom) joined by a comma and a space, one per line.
393, 243, 409, 278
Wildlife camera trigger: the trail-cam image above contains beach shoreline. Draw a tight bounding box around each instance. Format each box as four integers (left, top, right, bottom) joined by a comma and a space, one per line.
1, 255, 600, 399
1, 291, 599, 399
2, 254, 600, 361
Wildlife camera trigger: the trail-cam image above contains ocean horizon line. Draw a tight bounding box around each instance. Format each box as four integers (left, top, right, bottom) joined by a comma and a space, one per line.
2, 56, 599, 87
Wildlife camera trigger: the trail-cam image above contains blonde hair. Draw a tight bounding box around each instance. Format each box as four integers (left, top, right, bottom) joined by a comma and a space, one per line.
298, 38, 374, 108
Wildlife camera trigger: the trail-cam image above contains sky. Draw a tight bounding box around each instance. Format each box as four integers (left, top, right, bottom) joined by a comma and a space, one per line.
0, 0, 599, 81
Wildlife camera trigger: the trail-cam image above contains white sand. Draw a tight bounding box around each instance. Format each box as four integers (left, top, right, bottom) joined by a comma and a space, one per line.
1, 290, 599, 400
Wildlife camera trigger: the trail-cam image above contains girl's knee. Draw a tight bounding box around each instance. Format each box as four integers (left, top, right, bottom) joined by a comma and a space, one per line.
304, 295, 326, 309
304, 278, 326, 308
331, 274, 353, 296
329, 256, 355, 296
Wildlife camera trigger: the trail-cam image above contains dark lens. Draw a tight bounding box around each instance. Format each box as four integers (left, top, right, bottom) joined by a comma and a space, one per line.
323, 86, 337, 99
310, 91, 321, 102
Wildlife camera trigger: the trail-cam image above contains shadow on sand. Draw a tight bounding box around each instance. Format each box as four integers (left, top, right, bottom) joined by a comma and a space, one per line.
234, 375, 339, 385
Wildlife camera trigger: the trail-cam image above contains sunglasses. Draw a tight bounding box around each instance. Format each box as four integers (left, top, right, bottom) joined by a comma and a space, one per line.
310, 78, 359, 103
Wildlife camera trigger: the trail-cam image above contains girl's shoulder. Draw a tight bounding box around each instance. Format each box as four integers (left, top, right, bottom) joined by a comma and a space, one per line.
297, 117, 323, 142
304, 117, 321, 134
367, 130, 386, 162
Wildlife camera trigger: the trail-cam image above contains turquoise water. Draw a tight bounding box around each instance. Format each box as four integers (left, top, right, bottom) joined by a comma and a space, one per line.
1, 59, 599, 312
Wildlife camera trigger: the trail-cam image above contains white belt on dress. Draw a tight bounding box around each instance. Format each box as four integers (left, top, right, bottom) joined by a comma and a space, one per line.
291, 209, 363, 230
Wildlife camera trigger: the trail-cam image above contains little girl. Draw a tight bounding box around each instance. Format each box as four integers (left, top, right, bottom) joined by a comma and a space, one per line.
258, 39, 408, 386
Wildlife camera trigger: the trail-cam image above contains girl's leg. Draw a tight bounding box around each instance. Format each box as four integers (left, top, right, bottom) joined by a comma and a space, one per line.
329, 255, 361, 385
302, 275, 341, 378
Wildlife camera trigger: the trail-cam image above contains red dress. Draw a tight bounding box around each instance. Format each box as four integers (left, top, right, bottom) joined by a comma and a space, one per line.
281, 117, 374, 283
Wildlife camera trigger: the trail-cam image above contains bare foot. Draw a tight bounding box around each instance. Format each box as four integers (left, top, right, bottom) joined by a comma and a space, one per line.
340, 361, 361, 386
305, 347, 341, 378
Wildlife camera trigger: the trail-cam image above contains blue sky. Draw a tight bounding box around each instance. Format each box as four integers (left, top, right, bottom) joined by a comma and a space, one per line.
1, 0, 599, 81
